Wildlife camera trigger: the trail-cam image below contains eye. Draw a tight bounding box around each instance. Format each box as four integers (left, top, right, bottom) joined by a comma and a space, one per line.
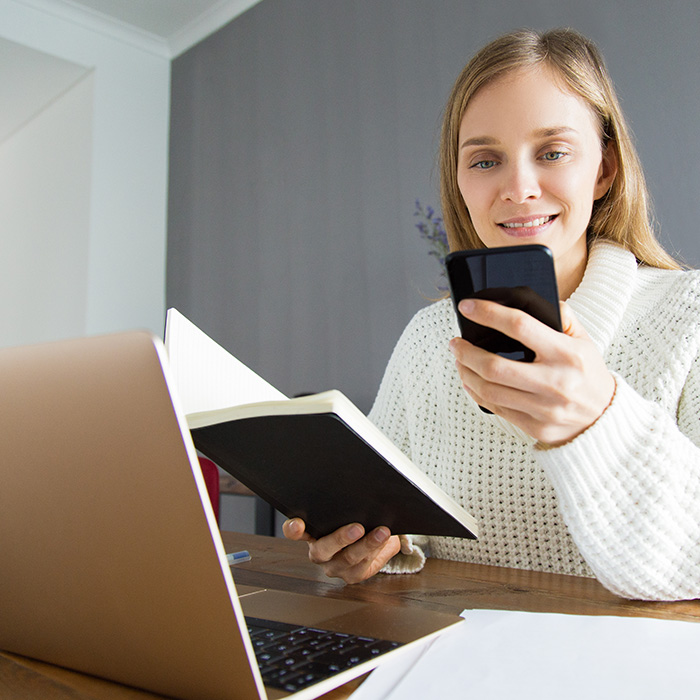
541, 150, 567, 162
470, 159, 498, 170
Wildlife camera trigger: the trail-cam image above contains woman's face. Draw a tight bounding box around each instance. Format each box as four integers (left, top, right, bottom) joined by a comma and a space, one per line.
456, 65, 617, 297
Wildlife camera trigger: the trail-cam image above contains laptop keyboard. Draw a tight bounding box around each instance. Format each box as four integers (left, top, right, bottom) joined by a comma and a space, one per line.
245, 616, 403, 693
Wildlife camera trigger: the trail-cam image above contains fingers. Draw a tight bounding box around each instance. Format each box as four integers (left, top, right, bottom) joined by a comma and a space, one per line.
282, 517, 314, 542
307, 523, 367, 564
450, 334, 540, 400
452, 348, 546, 420
458, 298, 558, 355
451, 298, 614, 443
318, 528, 401, 584
283, 519, 401, 584
453, 298, 573, 394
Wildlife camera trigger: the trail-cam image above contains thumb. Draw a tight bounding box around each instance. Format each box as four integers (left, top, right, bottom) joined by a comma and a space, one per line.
283, 517, 313, 542
559, 301, 588, 339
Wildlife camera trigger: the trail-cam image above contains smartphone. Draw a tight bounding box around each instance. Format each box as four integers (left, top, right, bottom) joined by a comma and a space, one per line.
446, 244, 562, 363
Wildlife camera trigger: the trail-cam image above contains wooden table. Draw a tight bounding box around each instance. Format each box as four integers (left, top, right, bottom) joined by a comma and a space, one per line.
2, 532, 698, 698
220, 532, 700, 623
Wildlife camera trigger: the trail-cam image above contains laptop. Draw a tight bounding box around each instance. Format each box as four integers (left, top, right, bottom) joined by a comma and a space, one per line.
0, 331, 463, 700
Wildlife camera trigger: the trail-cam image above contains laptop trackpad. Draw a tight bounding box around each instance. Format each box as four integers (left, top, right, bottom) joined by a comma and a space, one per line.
239, 589, 460, 644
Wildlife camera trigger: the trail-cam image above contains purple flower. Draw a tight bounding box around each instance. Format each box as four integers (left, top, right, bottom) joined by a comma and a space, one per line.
415, 200, 449, 291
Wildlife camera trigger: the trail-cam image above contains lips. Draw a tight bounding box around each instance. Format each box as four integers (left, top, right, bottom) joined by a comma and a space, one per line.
499, 214, 557, 229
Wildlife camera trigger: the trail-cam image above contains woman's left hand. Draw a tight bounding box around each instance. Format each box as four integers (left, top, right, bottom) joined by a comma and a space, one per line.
449, 298, 615, 446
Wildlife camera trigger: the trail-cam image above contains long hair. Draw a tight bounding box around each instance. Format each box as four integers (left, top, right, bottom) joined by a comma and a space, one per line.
439, 28, 680, 269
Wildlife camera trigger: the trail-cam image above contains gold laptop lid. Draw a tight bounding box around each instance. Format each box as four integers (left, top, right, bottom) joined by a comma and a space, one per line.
0, 332, 263, 700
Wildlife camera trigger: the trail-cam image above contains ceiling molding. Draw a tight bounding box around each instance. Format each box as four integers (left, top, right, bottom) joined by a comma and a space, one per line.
168, 0, 264, 58
9, 0, 169, 58
9, 0, 263, 60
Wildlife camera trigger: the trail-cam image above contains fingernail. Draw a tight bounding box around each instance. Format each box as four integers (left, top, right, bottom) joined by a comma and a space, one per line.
348, 524, 364, 540
459, 299, 475, 315
372, 527, 389, 544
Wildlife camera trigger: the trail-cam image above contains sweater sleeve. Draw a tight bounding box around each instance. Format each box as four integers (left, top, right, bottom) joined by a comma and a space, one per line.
535, 366, 700, 601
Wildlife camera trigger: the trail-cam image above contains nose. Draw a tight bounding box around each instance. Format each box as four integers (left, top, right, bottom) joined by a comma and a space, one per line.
500, 160, 541, 203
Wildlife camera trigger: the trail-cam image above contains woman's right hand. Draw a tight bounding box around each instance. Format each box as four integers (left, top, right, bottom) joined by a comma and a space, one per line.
282, 518, 401, 584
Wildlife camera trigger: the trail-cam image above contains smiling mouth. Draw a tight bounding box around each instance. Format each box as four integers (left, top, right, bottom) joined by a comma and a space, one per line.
499, 215, 557, 229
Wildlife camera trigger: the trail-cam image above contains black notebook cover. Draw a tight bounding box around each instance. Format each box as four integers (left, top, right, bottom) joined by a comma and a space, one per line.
192, 412, 477, 540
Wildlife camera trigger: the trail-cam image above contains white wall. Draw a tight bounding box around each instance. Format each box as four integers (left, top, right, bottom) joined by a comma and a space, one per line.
0, 0, 171, 346
0, 72, 93, 347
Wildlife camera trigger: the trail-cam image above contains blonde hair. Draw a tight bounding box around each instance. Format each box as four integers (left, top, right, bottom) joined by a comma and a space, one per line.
439, 28, 680, 270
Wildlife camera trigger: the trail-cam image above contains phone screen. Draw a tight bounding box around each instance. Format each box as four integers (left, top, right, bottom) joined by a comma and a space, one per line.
446, 244, 562, 363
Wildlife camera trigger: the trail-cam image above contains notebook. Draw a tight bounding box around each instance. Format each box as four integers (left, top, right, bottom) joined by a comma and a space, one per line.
0, 331, 463, 700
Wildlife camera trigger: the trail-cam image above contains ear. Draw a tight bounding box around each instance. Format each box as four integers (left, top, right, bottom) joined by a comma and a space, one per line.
593, 141, 618, 200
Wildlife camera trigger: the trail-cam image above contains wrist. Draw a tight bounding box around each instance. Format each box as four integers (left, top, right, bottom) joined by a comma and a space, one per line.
537, 375, 618, 450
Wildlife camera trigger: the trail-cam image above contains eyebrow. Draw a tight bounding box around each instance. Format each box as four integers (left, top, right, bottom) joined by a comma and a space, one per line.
459, 136, 498, 149
534, 126, 579, 138
459, 126, 579, 150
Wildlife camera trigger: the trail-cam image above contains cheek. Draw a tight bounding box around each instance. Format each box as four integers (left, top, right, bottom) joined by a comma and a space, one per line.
457, 172, 469, 207
457, 174, 490, 219
548, 165, 599, 211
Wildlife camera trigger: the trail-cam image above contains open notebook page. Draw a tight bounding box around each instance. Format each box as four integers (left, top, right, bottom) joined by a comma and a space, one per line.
164, 308, 287, 417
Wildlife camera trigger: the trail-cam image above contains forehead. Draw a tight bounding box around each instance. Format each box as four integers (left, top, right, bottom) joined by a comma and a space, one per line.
459, 65, 601, 141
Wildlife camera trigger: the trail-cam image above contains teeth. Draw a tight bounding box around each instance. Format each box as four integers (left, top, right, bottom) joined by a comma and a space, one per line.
502, 216, 553, 228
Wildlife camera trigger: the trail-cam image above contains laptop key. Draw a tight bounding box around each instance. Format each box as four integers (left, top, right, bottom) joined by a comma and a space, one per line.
245, 616, 403, 691
340, 646, 380, 667
259, 640, 297, 655
255, 651, 285, 665
261, 667, 295, 684
282, 673, 324, 693
253, 628, 292, 643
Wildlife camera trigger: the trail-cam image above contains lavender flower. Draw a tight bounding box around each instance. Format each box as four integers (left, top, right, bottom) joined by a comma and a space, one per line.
414, 200, 449, 291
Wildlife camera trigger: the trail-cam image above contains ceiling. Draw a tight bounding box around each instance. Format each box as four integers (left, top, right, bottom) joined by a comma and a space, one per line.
0, 0, 262, 145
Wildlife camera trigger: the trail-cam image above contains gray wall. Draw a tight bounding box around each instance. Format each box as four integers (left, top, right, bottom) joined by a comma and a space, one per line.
168, 0, 700, 412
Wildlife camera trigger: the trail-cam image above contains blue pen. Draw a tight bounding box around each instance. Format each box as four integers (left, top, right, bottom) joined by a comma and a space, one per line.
226, 550, 252, 565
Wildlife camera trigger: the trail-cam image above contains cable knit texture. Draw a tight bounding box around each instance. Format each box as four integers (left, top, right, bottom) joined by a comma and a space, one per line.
370, 241, 700, 600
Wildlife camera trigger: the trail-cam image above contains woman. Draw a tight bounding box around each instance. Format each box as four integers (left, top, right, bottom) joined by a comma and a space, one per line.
284, 28, 700, 601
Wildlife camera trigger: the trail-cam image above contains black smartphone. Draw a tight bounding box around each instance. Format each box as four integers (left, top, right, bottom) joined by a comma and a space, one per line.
446, 244, 562, 363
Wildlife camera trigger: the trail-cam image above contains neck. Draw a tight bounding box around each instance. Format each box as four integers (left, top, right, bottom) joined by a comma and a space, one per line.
555, 242, 588, 300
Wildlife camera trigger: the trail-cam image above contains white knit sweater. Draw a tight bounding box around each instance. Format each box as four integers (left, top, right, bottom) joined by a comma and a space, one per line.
369, 241, 700, 601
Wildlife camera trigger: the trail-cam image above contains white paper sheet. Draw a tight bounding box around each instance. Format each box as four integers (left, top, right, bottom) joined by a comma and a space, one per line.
351, 609, 700, 699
